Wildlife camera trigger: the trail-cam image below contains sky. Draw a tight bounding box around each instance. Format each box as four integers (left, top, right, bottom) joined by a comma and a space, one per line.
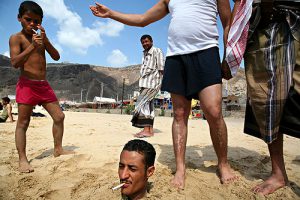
0, 0, 234, 68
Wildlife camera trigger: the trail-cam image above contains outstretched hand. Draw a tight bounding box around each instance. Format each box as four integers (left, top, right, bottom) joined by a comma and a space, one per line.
221, 60, 233, 80
89, 2, 110, 18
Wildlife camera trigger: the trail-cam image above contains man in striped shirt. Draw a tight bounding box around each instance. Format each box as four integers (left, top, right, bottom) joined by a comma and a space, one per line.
131, 35, 164, 138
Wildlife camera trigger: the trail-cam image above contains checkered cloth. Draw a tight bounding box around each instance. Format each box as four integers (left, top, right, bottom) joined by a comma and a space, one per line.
225, 0, 253, 76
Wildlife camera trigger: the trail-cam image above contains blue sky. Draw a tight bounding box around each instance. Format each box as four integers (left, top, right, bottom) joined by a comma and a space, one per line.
0, 0, 234, 67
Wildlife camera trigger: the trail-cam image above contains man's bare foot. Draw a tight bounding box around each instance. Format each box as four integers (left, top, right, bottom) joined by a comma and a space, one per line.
19, 161, 34, 173
252, 174, 287, 195
133, 131, 154, 138
54, 149, 75, 157
171, 170, 185, 190
217, 164, 239, 184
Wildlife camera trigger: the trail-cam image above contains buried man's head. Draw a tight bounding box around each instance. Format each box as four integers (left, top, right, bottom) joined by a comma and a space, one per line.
119, 139, 156, 200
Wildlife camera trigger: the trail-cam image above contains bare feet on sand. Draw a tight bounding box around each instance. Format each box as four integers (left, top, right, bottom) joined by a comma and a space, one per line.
19, 160, 34, 173
54, 149, 75, 157
217, 164, 239, 184
133, 131, 154, 138
171, 170, 185, 190
252, 174, 287, 195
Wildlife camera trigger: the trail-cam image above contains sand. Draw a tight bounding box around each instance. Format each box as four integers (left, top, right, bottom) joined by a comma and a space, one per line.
0, 108, 299, 200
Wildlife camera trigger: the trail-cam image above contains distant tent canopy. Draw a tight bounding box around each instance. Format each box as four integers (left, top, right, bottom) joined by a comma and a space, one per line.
93, 97, 116, 104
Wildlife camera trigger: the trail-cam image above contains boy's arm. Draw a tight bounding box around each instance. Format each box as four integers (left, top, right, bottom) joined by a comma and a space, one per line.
217, 0, 232, 80
9, 34, 35, 68
7, 104, 14, 122
90, 0, 169, 27
39, 25, 60, 61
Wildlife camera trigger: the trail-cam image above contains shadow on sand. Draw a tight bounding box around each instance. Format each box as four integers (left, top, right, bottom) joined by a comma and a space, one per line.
157, 144, 300, 196
34, 145, 79, 160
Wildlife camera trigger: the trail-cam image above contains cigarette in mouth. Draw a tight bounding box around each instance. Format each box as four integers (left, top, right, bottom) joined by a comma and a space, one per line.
111, 183, 125, 191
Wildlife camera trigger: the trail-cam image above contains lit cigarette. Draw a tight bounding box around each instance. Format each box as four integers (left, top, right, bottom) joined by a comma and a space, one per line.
112, 183, 125, 191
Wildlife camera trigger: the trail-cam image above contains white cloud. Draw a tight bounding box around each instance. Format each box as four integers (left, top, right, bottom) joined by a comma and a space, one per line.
107, 49, 128, 67
36, 0, 124, 55
3, 51, 10, 58
93, 20, 124, 37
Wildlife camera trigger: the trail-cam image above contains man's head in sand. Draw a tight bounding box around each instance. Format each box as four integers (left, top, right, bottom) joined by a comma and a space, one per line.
119, 139, 156, 200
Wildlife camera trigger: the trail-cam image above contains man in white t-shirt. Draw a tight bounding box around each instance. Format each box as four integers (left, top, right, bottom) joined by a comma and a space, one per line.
90, 0, 237, 189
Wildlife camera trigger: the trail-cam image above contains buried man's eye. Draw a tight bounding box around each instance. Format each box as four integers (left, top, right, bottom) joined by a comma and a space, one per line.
129, 166, 137, 172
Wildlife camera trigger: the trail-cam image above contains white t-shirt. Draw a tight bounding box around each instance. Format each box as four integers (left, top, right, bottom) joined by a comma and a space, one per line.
167, 0, 219, 57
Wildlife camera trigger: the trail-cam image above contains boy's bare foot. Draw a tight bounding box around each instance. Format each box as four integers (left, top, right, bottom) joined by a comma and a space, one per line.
19, 161, 34, 173
171, 170, 185, 190
252, 174, 287, 195
54, 149, 75, 157
217, 164, 239, 184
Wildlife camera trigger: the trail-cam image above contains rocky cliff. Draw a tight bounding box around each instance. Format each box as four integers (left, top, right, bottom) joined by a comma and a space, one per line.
0, 55, 140, 102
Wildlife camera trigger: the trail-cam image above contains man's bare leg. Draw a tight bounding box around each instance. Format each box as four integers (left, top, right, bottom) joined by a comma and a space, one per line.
42, 102, 74, 157
15, 104, 34, 173
253, 134, 288, 195
199, 84, 237, 184
170, 94, 191, 189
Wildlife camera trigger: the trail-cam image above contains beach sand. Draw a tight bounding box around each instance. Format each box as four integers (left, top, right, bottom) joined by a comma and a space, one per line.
0, 108, 299, 200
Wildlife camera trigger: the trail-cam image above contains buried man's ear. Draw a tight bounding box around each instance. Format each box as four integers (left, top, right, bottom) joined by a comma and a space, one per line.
146, 166, 155, 178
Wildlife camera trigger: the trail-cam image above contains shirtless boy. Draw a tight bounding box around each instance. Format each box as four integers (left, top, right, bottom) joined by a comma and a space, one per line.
9, 1, 73, 173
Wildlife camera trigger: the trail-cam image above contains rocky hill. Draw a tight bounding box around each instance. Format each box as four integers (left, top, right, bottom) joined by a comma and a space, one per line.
0, 55, 246, 102
0, 55, 140, 102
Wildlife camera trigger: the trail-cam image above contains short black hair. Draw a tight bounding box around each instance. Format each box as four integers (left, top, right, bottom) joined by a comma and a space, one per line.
140, 34, 153, 43
18, 1, 43, 19
123, 139, 156, 168
2, 97, 10, 103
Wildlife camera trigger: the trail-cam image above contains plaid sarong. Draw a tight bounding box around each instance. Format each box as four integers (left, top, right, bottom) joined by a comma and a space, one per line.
131, 88, 159, 128
244, 6, 300, 143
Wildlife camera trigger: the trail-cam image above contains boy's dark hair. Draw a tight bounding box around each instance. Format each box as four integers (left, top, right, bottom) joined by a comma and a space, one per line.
18, 1, 43, 19
123, 139, 156, 168
2, 97, 10, 103
140, 34, 153, 42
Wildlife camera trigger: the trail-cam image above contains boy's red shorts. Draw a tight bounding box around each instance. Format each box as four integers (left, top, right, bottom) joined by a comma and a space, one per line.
16, 76, 58, 106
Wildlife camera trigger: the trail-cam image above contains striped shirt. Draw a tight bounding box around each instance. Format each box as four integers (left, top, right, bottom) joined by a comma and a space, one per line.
139, 46, 164, 89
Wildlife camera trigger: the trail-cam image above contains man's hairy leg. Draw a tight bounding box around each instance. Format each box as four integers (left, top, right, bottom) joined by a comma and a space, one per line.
43, 102, 74, 157
253, 134, 288, 195
15, 104, 34, 173
170, 94, 191, 189
199, 84, 238, 184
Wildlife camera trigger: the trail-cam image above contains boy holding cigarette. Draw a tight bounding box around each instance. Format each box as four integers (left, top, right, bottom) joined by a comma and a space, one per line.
117, 139, 156, 200
9, 1, 73, 173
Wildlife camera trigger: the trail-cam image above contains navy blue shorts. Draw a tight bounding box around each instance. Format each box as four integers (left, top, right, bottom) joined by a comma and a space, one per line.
161, 47, 222, 100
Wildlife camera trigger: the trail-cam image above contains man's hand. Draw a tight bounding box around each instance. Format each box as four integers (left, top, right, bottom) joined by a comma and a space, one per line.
221, 60, 233, 80
90, 2, 111, 18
